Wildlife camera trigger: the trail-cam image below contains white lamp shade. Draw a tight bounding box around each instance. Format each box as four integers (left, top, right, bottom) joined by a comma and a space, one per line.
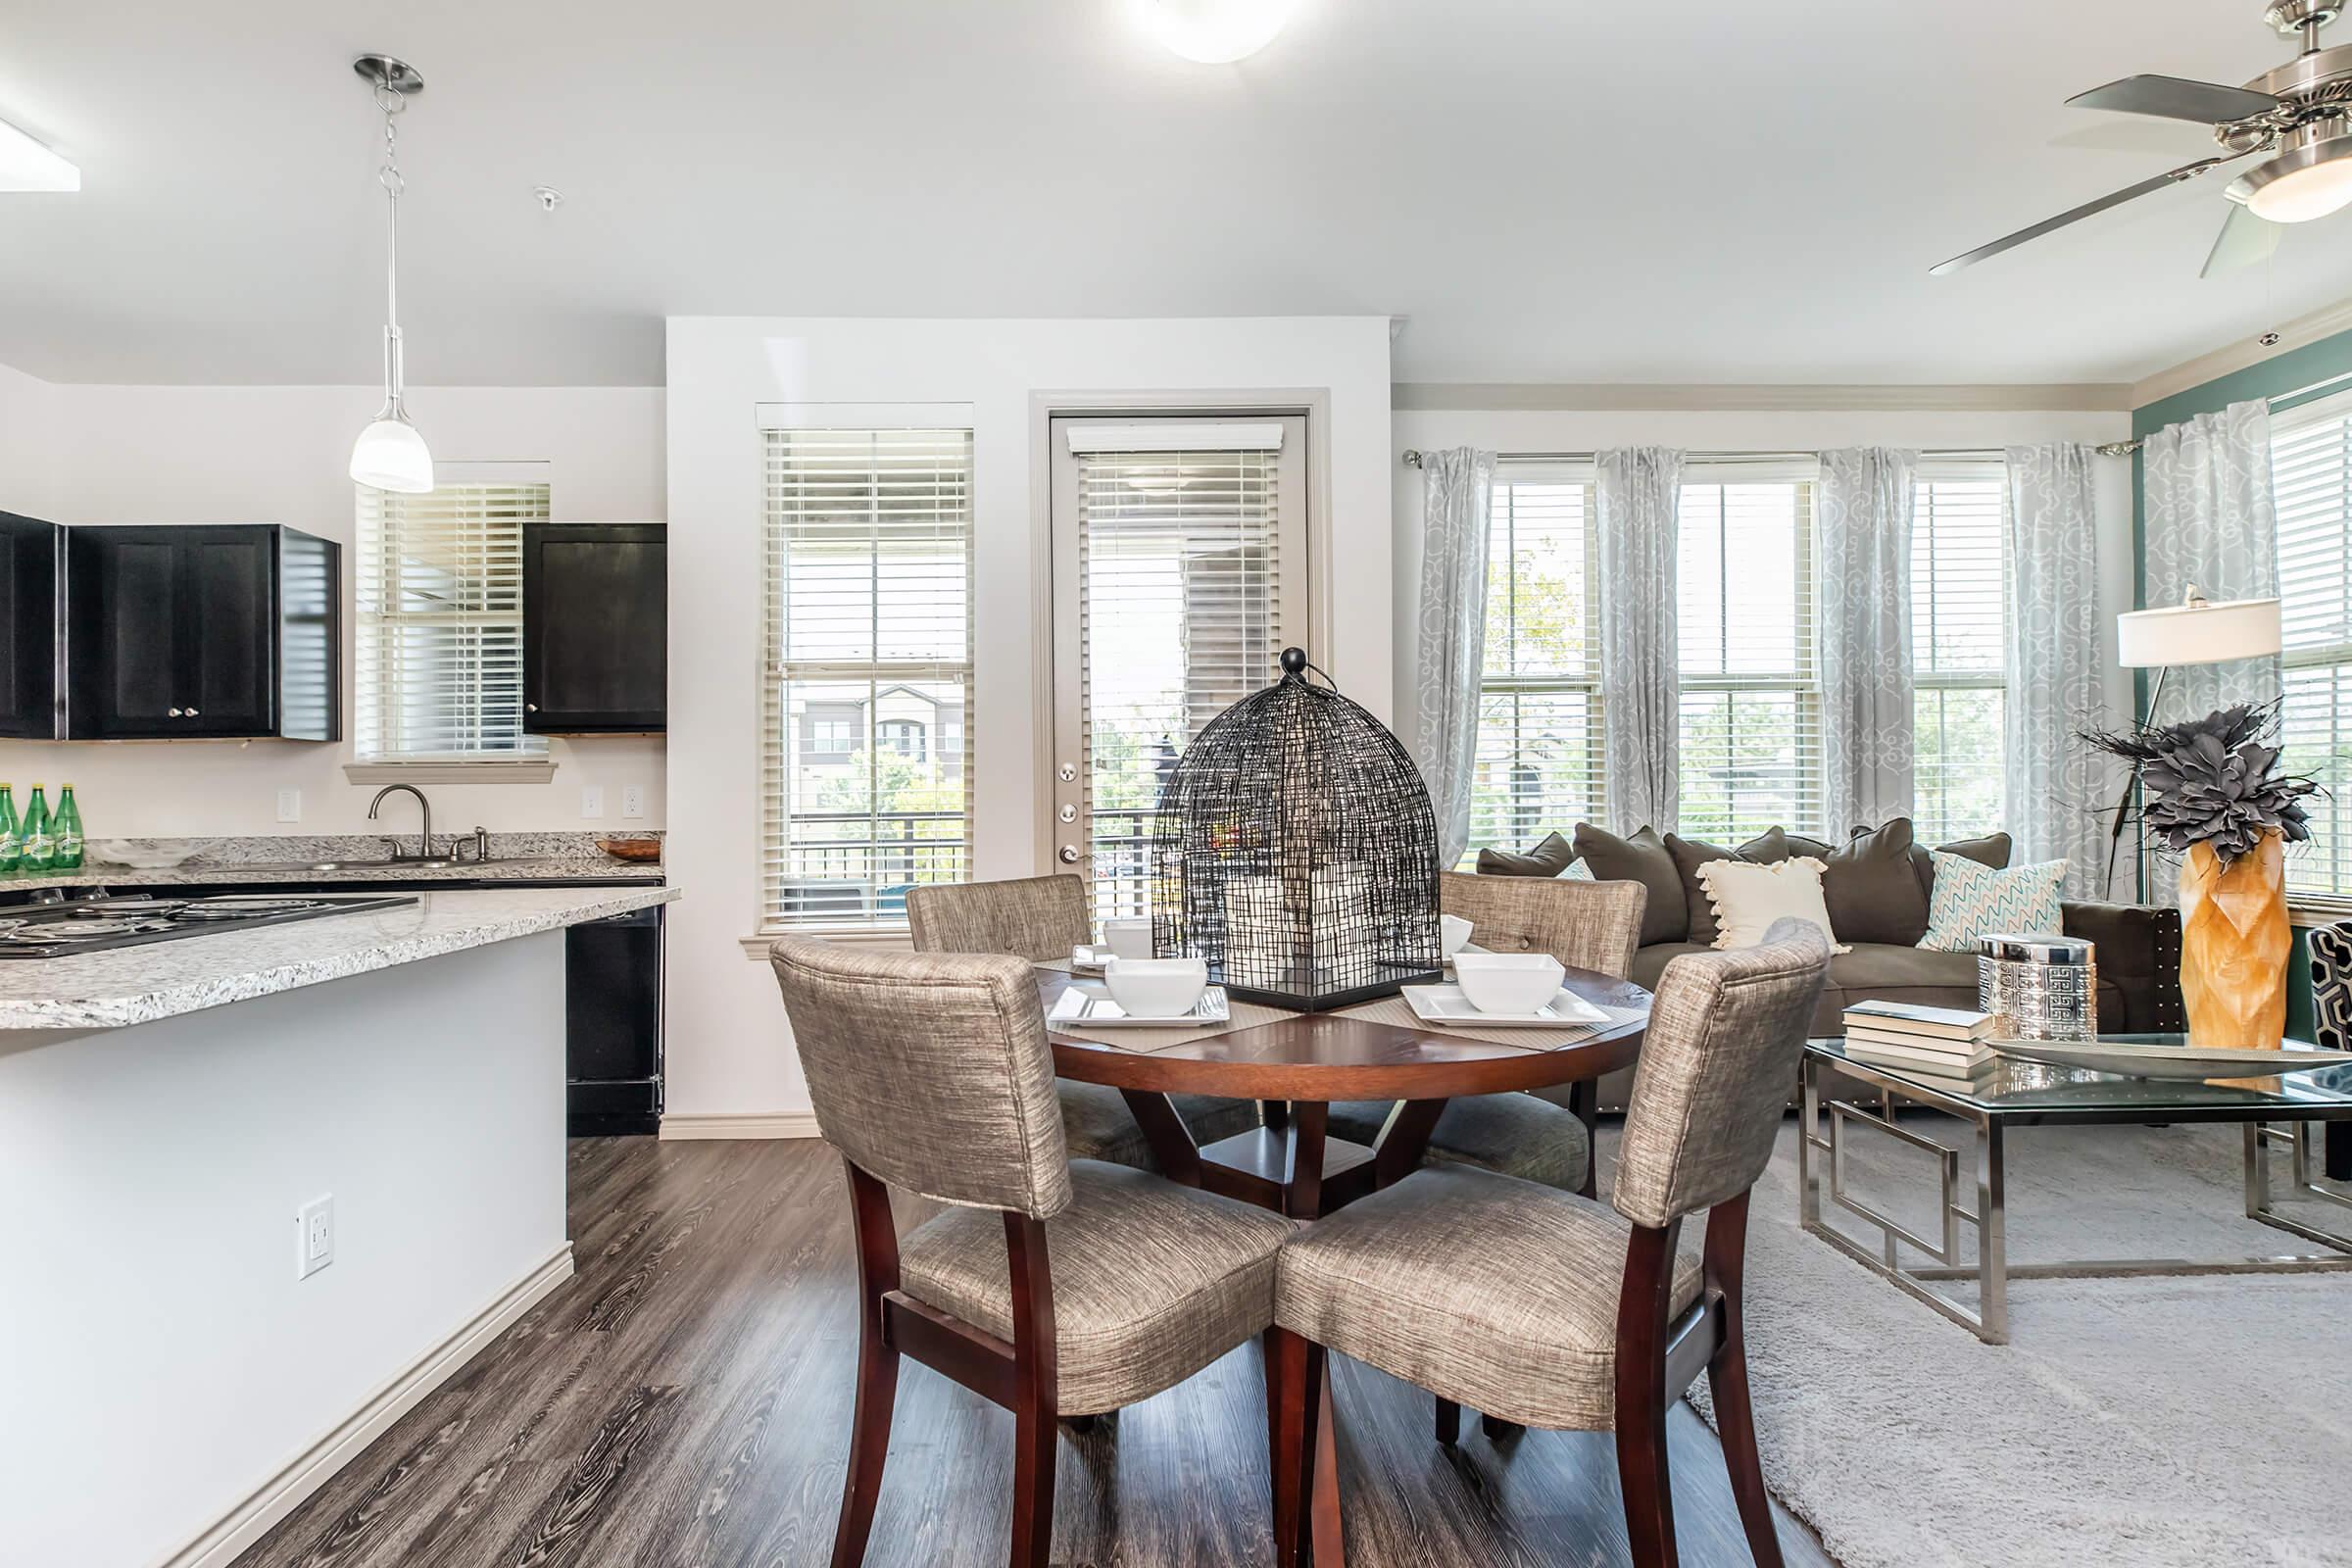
1149, 0, 1294, 62
2115, 596, 2280, 667
349, 416, 434, 495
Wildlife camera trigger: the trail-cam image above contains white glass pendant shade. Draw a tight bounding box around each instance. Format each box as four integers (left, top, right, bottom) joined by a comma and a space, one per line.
350, 413, 434, 494
2246, 154, 2352, 222
1150, 0, 1294, 62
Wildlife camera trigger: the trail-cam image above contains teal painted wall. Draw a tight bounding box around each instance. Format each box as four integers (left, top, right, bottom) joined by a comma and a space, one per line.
2132, 325, 2352, 1040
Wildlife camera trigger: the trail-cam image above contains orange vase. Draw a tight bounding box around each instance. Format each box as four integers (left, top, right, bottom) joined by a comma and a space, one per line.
2177, 829, 2291, 1051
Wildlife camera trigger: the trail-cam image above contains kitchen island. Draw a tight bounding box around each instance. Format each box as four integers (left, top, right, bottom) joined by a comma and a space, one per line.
0, 882, 680, 1568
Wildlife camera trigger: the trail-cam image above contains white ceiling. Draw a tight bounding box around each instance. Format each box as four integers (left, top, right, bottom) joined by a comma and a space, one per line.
7, 0, 2352, 389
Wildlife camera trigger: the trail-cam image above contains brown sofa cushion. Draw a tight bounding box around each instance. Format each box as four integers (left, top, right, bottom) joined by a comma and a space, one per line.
1476, 831, 1574, 878
1663, 830, 1791, 946
1818, 818, 1930, 948
1574, 823, 1686, 948
1914, 831, 2011, 899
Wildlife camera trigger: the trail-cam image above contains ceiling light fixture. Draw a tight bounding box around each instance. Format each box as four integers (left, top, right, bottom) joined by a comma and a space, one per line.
2231, 117, 2352, 221
1148, 0, 1295, 63
0, 116, 78, 192
348, 55, 433, 496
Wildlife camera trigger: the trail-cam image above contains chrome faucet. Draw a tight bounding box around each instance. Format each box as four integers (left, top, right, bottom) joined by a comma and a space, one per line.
368, 784, 434, 861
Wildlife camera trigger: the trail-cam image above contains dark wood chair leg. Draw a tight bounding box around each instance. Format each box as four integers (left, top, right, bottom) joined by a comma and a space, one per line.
1481, 1413, 1522, 1443
834, 1160, 903, 1568
1434, 1396, 1459, 1446
1615, 1219, 1685, 1568
1705, 1194, 1784, 1568
1569, 1077, 1600, 1200
1268, 1327, 1310, 1567
1005, 1213, 1058, 1568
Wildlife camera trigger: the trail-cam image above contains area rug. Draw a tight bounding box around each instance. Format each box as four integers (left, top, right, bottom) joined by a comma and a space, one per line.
1621, 1119, 2352, 1568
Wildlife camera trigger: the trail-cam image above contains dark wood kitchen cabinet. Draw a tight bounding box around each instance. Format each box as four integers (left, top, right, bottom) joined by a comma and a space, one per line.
65, 525, 339, 740
521, 522, 665, 733
0, 512, 65, 739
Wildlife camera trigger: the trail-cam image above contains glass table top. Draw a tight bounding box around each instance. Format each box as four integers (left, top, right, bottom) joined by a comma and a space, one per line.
1806, 1034, 2352, 1113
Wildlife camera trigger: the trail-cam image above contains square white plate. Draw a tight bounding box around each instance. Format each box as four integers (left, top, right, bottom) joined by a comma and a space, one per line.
1070, 944, 1115, 973
1049, 986, 1229, 1028
1403, 984, 1610, 1028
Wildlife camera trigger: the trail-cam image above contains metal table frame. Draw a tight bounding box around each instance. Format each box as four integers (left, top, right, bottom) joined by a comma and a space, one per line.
1797, 1047, 2352, 1344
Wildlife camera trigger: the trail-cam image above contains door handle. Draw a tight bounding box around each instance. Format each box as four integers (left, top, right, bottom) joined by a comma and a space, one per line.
168, 707, 182, 717
1058, 845, 1081, 864
185, 708, 198, 717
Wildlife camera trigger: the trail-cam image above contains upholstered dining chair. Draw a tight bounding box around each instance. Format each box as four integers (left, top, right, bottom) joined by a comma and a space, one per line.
1327, 872, 1645, 1197
906, 874, 1261, 1167
1269, 919, 1830, 1568
769, 937, 1296, 1568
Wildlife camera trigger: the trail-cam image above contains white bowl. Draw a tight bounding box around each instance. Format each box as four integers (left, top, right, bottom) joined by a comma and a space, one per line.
1440, 913, 1474, 958
1452, 953, 1566, 1015
1102, 916, 1155, 960
90, 838, 219, 870
1103, 956, 1209, 1019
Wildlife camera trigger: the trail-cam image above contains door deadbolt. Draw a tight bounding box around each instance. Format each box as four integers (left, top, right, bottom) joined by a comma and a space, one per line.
1058, 804, 1077, 822
1057, 762, 1077, 783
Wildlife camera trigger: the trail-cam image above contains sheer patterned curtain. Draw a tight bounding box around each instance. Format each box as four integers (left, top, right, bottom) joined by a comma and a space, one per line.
1816, 448, 1918, 834
1595, 447, 1684, 833
2005, 443, 2114, 897
1411, 448, 1496, 868
2142, 399, 2279, 900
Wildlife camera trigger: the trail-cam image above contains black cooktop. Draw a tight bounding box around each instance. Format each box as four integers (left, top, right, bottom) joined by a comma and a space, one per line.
0, 893, 420, 958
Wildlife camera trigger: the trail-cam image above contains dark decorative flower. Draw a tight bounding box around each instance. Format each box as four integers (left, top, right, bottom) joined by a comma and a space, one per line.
2082, 702, 2322, 866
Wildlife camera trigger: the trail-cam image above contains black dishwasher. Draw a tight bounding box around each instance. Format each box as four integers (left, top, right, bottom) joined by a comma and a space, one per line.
565, 903, 665, 1135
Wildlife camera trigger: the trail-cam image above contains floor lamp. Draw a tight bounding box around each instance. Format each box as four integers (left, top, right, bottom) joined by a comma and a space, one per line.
2106, 588, 2283, 897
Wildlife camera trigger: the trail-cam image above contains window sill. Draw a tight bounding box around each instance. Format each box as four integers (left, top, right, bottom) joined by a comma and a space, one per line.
2289, 902, 2352, 930
738, 928, 912, 958
343, 760, 560, 785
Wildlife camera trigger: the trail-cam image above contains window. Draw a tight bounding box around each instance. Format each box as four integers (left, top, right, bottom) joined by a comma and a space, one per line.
1467, 466, 1602, 862
1677, 470, 1819, 842
2272, 398, 2352, 901
1052, 417, 1307, 927
1910, 466, 2008, 845
761, 427, 974, 929
355, 473, 550, 762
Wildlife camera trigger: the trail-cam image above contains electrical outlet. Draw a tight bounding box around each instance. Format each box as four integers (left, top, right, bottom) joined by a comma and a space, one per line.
580, 785, 606, 819
296, 1195, 334, 1279
620, 785, 645, 819
275, 788, 302, 823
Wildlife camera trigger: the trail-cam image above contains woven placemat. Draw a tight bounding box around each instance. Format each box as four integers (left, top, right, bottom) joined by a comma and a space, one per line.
1335, 992, 1649, 1052
1036, 962, 1295, 1052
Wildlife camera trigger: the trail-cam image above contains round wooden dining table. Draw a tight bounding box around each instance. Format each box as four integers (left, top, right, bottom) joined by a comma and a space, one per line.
1034, 963, 1653, 1567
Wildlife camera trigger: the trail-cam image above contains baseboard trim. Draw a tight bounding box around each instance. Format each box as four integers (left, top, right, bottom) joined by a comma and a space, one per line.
165, 1243, 575, 1568
659, 1110, 822, 1140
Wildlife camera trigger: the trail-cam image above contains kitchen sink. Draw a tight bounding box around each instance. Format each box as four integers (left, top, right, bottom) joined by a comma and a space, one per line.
214, 855, 559, 874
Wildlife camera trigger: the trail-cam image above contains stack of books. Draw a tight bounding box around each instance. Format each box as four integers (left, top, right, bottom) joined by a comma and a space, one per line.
1841, 1001, 1997, 1079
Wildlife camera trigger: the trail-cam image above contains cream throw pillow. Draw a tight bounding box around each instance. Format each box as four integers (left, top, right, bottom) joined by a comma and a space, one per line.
1693, 857, 1850, 954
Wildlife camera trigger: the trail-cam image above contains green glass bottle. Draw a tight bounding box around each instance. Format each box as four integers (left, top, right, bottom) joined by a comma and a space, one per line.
20, 785, 53, 873
0, 785, 19, 878
52, 784, 82, 871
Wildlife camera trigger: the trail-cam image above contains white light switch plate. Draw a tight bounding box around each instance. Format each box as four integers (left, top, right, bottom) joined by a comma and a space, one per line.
296, 1194, 334, 1279
620, 785, 645, 819
581, 785, 606, 818
275, 788, 302, 823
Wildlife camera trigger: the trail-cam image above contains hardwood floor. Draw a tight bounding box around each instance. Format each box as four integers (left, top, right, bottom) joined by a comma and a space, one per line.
233, 1138, 1836, 1568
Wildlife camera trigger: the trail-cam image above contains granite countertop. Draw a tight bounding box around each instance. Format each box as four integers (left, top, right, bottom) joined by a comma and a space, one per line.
0, 884, 680, 1032
5, 831, 662, 893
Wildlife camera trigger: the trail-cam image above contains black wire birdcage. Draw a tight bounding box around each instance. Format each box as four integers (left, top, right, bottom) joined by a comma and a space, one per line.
1150, 647, 1443, 1010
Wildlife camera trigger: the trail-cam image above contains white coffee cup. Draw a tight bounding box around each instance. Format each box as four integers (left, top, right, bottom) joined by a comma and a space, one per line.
1102, 916, 1154, 960
1440, 913, 1474, 958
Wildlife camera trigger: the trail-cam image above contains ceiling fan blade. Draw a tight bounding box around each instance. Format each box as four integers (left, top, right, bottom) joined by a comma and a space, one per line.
1930, 154, 2233, 275
2201, 201, 2283, 278
2067, 74, 2285, 123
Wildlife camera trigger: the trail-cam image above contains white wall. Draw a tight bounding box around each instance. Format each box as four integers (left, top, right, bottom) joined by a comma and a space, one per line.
0, 359, 57, 514
0, 376, 668, 835
1391, 406, 2139, 794
664, 317, 1394, 1123
0, 932, 568, 1568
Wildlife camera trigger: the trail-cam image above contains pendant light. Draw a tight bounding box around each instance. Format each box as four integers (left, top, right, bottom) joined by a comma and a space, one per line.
349, 55, 433, 495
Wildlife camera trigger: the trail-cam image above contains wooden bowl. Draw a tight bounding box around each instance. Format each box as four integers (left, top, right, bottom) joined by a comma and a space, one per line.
596, 837, 662, 863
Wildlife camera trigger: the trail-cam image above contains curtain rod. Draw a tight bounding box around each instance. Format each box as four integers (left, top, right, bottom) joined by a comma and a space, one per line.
1399, 446, 2009, 468
2092, 366, 2352, 457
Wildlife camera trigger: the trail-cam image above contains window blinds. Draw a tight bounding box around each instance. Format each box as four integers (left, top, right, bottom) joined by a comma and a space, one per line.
2272, 403, 2352, 900
1677, 474, 1820, 841
1911, 470, 2008, 844
1072, 442, 1286, 923
355, 479, 550, 762
1471, 471, 1602, 862
761, 428, 974, 929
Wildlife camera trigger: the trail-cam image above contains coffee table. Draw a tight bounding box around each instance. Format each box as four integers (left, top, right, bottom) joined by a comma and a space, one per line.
1799, 1034, 2352, 1344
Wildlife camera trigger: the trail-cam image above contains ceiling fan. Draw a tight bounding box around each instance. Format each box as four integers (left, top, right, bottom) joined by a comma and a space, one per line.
1934, 0, 2352, 277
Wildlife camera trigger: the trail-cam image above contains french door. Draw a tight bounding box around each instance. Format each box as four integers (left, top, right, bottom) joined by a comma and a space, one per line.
1049, 414, 1310, 926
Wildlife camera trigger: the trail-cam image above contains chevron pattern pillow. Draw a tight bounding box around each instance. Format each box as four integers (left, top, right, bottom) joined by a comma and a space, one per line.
1917, 850, 2067, 953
